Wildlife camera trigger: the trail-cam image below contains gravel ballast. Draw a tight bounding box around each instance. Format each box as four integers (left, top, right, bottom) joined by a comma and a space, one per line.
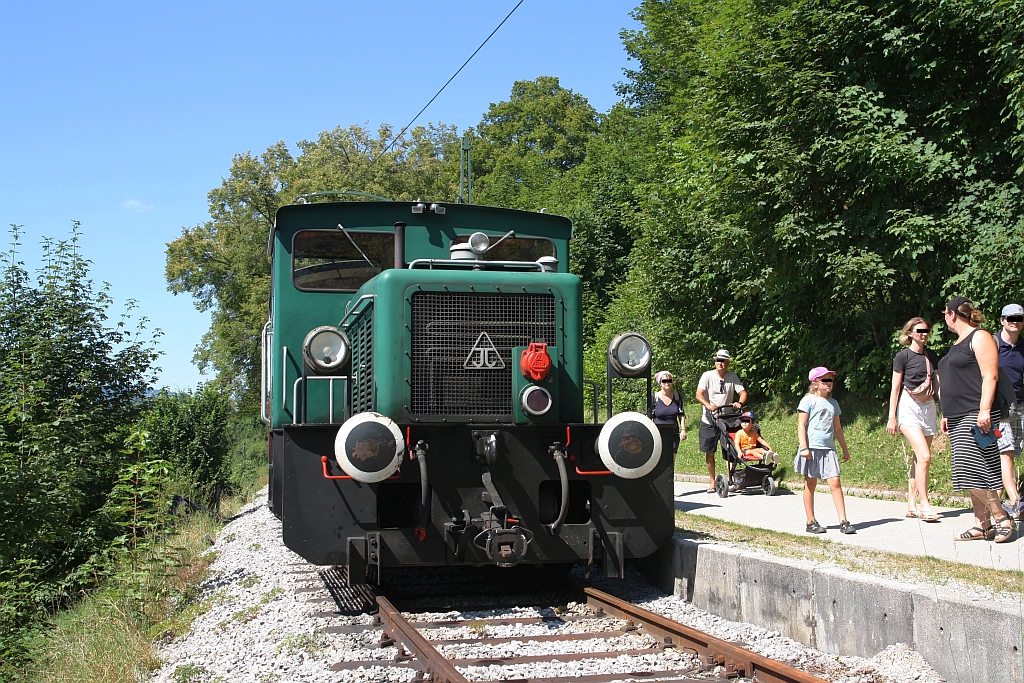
149, 488, 945, 683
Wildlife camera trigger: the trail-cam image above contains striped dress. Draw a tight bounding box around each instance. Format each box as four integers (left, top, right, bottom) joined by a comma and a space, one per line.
937, 329, 1003, 491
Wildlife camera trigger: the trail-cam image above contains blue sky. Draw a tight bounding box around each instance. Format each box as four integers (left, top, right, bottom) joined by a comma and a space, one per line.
0, 1, 640, 390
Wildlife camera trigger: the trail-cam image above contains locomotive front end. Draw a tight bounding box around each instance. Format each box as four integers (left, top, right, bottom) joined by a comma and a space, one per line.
265, 201, 674, 582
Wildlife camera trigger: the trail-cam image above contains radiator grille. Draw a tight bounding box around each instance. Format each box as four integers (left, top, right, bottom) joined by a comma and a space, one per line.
349, 307, 374, 414
411, 292, 557, 416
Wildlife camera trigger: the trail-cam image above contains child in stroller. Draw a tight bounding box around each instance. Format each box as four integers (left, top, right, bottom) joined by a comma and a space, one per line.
712, 409, 781, 497
732, 411, 778, 463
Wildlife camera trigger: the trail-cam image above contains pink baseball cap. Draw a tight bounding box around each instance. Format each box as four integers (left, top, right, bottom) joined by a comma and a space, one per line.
808, 366, 836, 383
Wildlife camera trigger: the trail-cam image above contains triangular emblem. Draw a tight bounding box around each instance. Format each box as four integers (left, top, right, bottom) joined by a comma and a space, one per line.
463, 332, 505, 369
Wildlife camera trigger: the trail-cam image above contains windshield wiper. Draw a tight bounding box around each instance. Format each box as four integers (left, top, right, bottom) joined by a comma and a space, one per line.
337, 223, 375, 270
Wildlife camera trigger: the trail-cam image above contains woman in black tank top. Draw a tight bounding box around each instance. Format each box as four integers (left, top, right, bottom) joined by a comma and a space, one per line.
937, 297, 1012, 542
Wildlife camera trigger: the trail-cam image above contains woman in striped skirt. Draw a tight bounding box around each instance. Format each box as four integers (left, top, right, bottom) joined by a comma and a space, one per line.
937, 297, 1013, 542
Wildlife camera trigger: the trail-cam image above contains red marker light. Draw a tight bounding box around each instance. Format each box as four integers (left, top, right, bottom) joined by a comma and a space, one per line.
520, 342, 552, 381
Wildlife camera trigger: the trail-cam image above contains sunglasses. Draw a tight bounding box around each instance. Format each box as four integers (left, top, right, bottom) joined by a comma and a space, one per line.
914, 328, 930, 334
1006, 316, 1024, 323
660, 379, 673, 383
817, 378, 834, 383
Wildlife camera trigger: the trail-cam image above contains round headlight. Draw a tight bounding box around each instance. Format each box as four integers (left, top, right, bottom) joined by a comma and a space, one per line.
596, 411, 663, 479
302, 326, 349, 374
520, 385, 553, 416
468, 231, 491, 254
335, 412, 404, 483
607, 332, 652, 377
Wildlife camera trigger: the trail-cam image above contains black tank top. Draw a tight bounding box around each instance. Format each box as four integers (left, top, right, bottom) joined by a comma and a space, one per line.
937, 329, 984, 419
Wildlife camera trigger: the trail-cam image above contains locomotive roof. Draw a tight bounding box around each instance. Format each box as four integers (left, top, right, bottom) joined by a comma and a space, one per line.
271, 200, 573, 253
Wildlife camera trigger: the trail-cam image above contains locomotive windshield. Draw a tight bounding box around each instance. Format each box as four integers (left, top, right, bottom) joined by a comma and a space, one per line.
450, 234, 555, 262
293, 230, 394, 291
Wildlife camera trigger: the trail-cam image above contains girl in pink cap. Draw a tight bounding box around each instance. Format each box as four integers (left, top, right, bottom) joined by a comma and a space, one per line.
796, 366, 855, 534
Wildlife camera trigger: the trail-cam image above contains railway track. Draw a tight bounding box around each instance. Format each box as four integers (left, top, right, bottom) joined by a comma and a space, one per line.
293, 565, 828, 683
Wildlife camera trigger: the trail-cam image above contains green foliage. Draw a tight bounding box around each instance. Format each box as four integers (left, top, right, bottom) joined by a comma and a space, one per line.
0, 224, 160, 669
141, 385, 231, 502
607, 0, 1024, 398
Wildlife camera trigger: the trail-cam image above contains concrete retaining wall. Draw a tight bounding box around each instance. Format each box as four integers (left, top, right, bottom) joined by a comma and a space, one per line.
643, 535, 1024, 682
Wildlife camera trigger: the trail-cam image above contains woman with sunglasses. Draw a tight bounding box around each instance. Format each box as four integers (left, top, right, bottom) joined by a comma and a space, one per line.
650, 371, 686, 457
796, 367, 855, 534
936, 297, 1013, 542
886, 317, 941, 522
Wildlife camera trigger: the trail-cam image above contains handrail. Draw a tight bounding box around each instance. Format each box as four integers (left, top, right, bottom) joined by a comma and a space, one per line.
260, 321, 272, 426
582, 379, 598, 424
320, 456, 401, 481
295, 190, 393, 203
406, 258, 544, 272
340, 294, 375, 329
281, 346, 289, 411
293, 376, 350, 425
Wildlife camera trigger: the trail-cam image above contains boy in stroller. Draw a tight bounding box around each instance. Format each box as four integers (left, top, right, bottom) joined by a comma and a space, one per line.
732, 411, 778, 464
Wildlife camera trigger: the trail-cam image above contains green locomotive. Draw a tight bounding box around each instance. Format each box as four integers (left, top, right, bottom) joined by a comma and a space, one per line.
263, 199, 674, 582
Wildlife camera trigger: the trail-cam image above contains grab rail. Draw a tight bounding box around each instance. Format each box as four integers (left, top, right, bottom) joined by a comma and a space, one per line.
291, 376, 351, 425
340, 294, 375, 329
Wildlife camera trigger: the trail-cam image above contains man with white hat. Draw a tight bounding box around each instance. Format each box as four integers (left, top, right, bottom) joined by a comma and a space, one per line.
995, 303, 1024, 516
695, 349, 748, 492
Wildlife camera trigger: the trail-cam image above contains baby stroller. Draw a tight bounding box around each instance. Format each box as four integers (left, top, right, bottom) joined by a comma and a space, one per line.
711, 409, 780, 497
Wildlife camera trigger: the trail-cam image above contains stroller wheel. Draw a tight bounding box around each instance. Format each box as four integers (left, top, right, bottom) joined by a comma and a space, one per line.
715, 474, 729, 498
762, 476, 778, 497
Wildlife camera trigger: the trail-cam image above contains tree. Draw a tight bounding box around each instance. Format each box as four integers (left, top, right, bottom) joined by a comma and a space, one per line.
472, 76, 600, 210
141, 385, 231, 502
166, 124, 461, 410
603, 0, 1024, 397
0, 224, 159, 662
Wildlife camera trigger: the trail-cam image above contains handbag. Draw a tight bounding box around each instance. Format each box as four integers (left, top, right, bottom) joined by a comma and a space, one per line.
906, 353, 935, 404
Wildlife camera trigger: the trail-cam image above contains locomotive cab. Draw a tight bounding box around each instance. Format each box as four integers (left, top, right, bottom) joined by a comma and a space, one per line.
264, 200, 674, 581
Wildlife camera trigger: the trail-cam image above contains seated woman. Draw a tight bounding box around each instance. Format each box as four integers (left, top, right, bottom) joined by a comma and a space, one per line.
732, 411, 776, 462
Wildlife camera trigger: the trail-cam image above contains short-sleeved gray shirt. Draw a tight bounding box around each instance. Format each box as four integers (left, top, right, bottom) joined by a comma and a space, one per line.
697, 369, 745, 424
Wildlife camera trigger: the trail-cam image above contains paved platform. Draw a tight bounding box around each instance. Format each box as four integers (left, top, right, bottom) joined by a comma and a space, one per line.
674, 480, 1024, 571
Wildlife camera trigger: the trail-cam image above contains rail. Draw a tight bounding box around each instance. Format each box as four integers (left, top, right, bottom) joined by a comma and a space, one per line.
406, 258, 544, 271
260, 321, 272, 426
375, 595, 470, 683
340, 294, 375, 328
584, 587, 828, 683
315, 574, 833, 683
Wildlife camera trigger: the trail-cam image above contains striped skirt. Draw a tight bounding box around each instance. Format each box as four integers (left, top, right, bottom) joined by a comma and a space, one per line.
948, 411, 1003, 491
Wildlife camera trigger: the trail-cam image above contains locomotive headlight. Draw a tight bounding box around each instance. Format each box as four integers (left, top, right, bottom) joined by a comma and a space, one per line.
302, 326, 349, 374
597, 411, 663, 479
335, 412, 404, 483
607, 332, 652, 377
468, 231, 491, 254
520, 385, 553, 416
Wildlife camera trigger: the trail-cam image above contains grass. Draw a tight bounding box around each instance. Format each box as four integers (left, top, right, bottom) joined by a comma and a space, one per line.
22, 477, 266, 683
675, 395, 957, 497
675, 511, 1024, 597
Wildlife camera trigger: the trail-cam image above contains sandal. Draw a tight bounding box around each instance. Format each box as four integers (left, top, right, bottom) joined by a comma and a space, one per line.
994, 517, 1015, 544
919, 506, 940, 523
955, 525, 994, 541
905, 508, 919, 519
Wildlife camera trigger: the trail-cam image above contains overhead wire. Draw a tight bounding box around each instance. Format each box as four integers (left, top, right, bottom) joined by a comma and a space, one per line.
382, 0, 525, 155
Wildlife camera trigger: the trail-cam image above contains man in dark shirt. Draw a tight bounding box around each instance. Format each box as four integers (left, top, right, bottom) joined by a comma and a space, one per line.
996, 303, 1024, 516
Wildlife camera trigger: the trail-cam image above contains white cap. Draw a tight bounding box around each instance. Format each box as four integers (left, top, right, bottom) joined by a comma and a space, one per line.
1001, 303, 1024, 317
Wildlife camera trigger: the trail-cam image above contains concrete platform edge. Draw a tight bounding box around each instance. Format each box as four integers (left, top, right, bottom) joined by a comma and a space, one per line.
640, 534, 1024, 682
